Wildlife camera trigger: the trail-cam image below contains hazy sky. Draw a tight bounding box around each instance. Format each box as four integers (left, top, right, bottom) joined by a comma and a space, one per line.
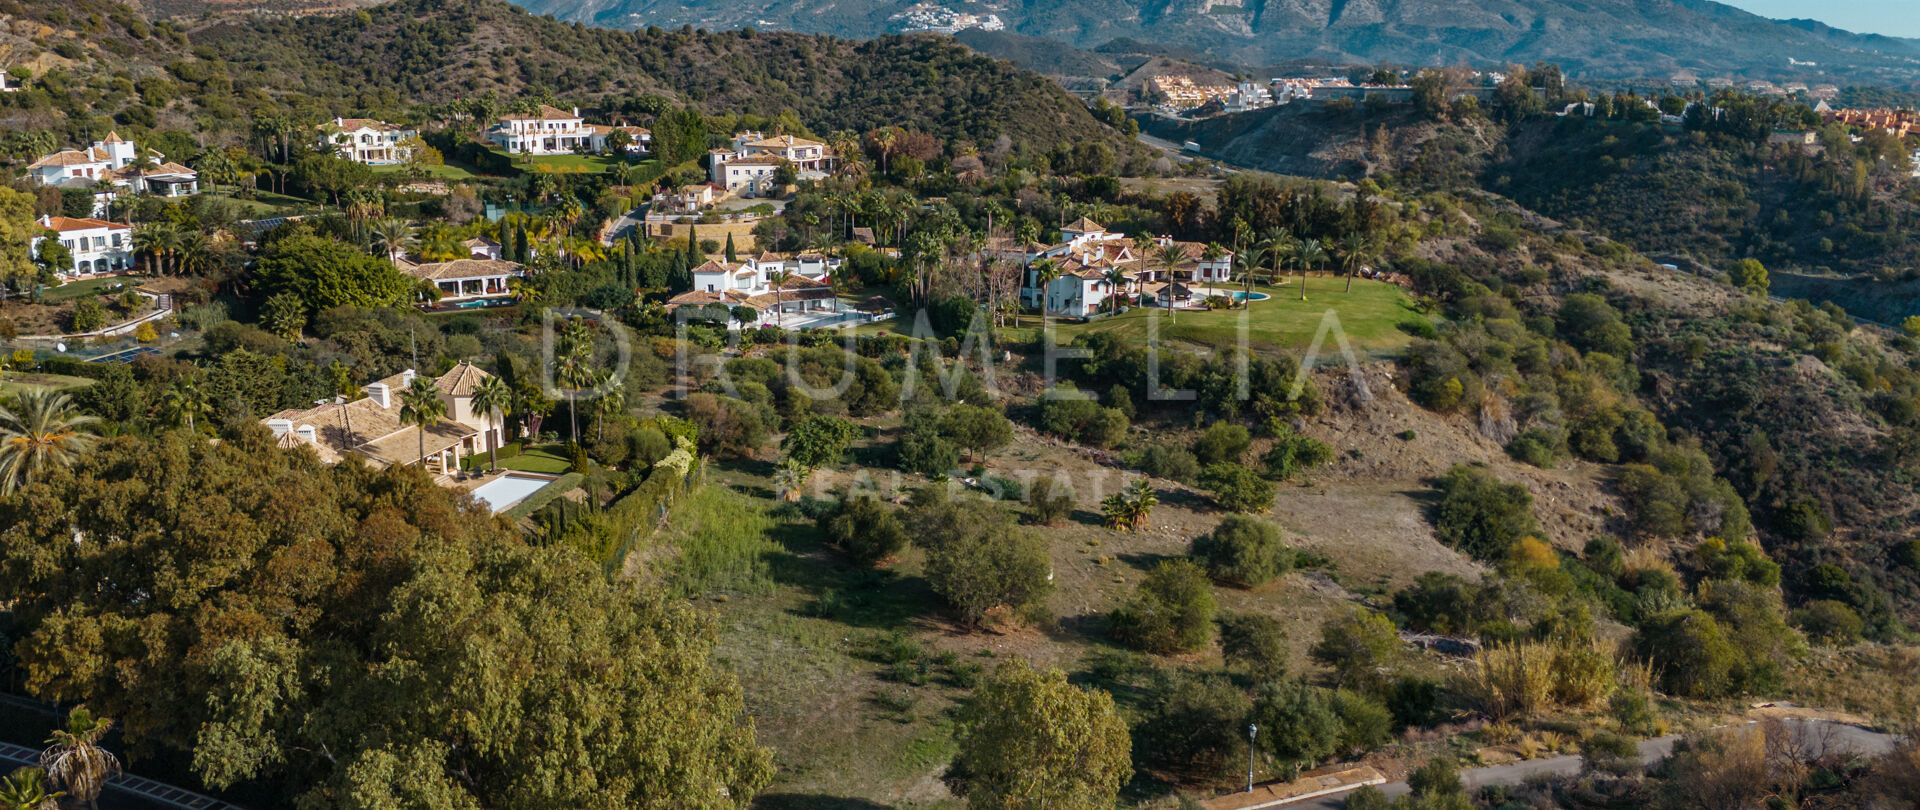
1718, 1, 1920, 38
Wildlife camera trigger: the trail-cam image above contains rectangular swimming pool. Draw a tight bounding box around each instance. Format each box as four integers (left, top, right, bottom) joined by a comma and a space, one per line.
469, 472, 555, 513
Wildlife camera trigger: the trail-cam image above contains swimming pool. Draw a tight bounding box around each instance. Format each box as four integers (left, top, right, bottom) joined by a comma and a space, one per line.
469, 472, 556, 512
1231, 291, 1272, 301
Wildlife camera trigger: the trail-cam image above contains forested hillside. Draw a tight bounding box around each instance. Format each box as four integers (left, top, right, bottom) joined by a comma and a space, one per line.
0, 0, 1138, 158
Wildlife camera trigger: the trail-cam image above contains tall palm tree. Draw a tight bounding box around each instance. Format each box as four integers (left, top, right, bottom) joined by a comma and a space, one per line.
1340, 232, 1372, 293
1239, 244, 1268, 303
1155, 242, 1186, 323
554, 320, 595, 445
39, 706, 118, 810
0, 766, 61, 810
768, 268, 791, 327
398, 375, 448, 472
1102, 267, 1128, 312
1297, 238, 1325, 302
469, 374, 512, 472
591, 368, 624, 444
1261, 227, 1292, 288
367, 217, 415, 262
0, 391, 99, 495
1031, 258, 1062, 335
163, 375, 210, 433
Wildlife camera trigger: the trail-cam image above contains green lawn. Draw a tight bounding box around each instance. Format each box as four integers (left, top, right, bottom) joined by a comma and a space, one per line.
862, 278, 1432, 357
43, 276, 141, 301
370, 162, 480, 180
0, 373, 94, 398
489, 148, 653, 175
501, 445, 575, 474
501, 472, 585, 520
200, 188, 325, 217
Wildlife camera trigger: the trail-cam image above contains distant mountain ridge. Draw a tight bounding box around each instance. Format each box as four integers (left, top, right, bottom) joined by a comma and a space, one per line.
491, 0, 1920, 83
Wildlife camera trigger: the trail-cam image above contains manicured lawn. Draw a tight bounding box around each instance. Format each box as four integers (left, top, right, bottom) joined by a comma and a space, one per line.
489, 148, 653, 175
1055, 278, 1430, 356
370, 162, 480, 180
0, 373, 94, 398
501, 445, 575, 474
860, 277, 1433, 357
43, 276, 141, 301
200, 188, 327, 217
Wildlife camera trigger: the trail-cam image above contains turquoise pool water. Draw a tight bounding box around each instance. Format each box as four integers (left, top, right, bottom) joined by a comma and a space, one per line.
470, 473, 554, 512
1231, 291, 1272, 301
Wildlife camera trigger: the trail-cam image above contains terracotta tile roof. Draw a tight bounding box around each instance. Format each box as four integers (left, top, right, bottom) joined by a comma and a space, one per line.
434, 361, 495, 398
27, 149, 101, 169
102, 131, 125, 144
40, 216, 130, 233
500, 104, 578, 121
1064, 216, 1105, 233
402, 258, 525, 282
746, 134, 825, 150
724, 154, 786, 166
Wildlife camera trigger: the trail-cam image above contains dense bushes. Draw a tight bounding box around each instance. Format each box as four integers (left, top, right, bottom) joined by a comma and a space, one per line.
1199, 463, 1275, 513
1432, 465, 1538, 561
914, 492, 1053, 626
1037, 392, 1129, 447
821, 494, 907, 565
1190, 516, 1293, 587
1110, 559, 1217, 654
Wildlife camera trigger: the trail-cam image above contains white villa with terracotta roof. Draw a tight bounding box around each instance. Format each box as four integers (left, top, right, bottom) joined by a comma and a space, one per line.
31, 215, 134, 276
486, 105, 650, 156
667, 253, 846, 326
25, 132, 198, 215
997, 218, 1236, 317
317, 118, 417, 165
265, 363, 504, 476
397, 257, 526, 305
709, 131, 835, 195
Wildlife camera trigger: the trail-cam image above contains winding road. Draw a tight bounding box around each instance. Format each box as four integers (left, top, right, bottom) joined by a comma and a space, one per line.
1289, 717, 1899, 809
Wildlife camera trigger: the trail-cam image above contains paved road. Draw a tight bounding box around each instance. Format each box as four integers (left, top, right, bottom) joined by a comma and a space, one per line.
1289, 718, 1899, 809
602, 204, 647, 245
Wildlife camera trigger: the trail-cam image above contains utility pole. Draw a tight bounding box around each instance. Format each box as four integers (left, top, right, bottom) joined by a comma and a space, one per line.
1248, 723, 1258, 793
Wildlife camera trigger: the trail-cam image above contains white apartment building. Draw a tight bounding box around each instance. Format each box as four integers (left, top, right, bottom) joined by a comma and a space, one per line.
32, 215, 135, 276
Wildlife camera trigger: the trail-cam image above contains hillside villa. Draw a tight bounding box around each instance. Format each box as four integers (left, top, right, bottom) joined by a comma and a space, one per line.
709, 131, 834, 195
25, 132, 199, 215
486, 105, 651, 155
666, 252, 846, 326
30, 215, 134, 277
265, 363, 504, 477
397, 257, 526, 305
316, 118, 418, 165
988, 218, 1235, 318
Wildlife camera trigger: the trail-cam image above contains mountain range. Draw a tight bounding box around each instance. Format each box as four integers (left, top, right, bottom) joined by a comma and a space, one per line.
487, 0, 1920, 84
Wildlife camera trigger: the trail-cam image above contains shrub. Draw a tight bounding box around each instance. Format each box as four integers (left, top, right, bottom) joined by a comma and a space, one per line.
1507, 429, 1560, 468
1193, 422, 1251, 465
823, 494, 908, 566
1190, 515, 1293, 587
1251, 681, 1343, 768
1136, 672, 1252, 780
1693, 537, 1780, 587
1199, 463, 1275, 513
1391, 571, 1486, 636
943, 404, 1013, 460
1433, 465, 1538, 561
1310, 609, 1403, 694
1025, 476, 1075, 526
1895, 540, 1920, 571
923, 521, 1053, 627
1331, 689, 1394, 754
1582, 731, 1641, 776
1386, 676, 1443, 729
1262, 428, 1334, 481
782, 415, 859, 469
898, 431, 960, 476
1110, 559, 1217, 654
1790, 600, 1863, 646
1218, 613, 1289, 681
1038, 393, 1129, 447
1633, 609, 1740, 698
1133, 444, 1201, 484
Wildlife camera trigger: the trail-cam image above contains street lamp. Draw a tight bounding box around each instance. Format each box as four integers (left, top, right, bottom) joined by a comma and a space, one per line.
1247, 723, 1258, 793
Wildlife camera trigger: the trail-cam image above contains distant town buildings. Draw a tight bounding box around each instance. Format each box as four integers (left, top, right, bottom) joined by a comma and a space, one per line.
888, 2, 1004, 33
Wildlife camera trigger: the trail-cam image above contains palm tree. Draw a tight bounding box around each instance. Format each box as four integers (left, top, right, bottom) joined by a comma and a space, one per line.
1239, 244, 1268, 303
469, 374, 512, 471
0, 766, 62, 810
768, 268, 791, 327
1297, 238, 1325, 301
1099, 479, 1159, 532
133, 222, 177, 276
0, 391, 99, 495
590, 368, 624, 444
1031, 258, 1062, 334
398, 375, 448, 472
1155, 243, 1186, 323
368, 217, 415, 262
39, 706, 118, 810
1261, 227, 1292, 288
1102, 267, 1128, 312
163, 375, 210, 433
774, 457, 811, 502
1340, 232, 1372, 293
554, 320, 595, 445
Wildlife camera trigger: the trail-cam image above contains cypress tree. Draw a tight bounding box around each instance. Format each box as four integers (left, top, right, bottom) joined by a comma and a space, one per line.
687, 224, 699, 257
724, 232, 737, 263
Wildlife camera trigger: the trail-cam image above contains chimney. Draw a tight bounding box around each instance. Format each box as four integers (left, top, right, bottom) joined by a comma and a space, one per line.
266, 418, 293, 437
295, 425, 317, 443
401, 369, 417, 388
367, 382, 390, 409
